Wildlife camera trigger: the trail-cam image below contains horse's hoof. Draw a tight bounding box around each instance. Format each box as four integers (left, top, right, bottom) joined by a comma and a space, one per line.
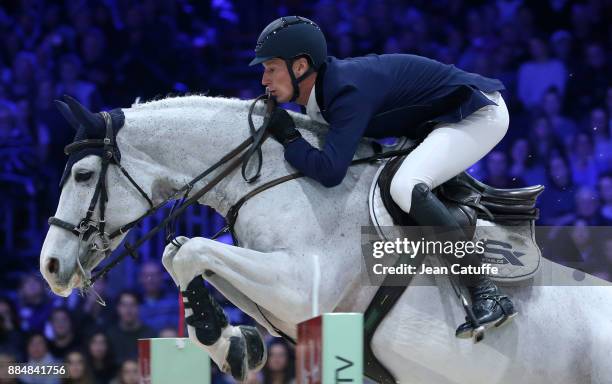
240, 325, 267, 371
225, 334, 248, 381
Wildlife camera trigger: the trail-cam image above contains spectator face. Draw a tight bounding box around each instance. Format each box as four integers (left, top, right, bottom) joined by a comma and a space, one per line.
267, 343, 289, 373
51, 310, 72, 338
117, 294, 139, 325
88, 333, 108, 360
549, 156, 570, 188
550, 33, 572, 60
486, 151, 508, 178
575, 188, 599, 219
82, 31, 105, 62
19, 276, 45, 306
27, 335, 48, 360
533, 117, 551, 139
66, 351, 86, 379
528, 38, 548, 61
139, 262, 163, 297
599, 176, 612, 204
120, 360, 140, 384
59, 58, 80, 82
574, 133, 593, 158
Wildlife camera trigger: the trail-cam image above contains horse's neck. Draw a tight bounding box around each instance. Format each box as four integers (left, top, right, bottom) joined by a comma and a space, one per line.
118, 97, 296, 216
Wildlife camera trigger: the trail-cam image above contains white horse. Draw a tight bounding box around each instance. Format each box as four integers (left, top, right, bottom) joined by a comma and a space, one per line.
40, 95, 612, 384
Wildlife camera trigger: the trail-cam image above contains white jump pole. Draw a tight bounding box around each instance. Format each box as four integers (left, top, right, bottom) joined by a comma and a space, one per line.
296, 255, 364, 383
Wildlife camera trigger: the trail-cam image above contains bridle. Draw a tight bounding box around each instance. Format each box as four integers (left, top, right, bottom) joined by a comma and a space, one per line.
49, 111, 150, 243
48, 95, 276, 293
47, 94, 417, 308
46, 94, 419, 343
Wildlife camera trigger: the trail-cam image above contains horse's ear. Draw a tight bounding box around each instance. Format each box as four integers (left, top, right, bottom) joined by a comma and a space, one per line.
63, 94, 104, 131
54, 100, 80, 131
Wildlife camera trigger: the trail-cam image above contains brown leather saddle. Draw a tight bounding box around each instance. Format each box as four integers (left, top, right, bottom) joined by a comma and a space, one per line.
377, 155, 543, 238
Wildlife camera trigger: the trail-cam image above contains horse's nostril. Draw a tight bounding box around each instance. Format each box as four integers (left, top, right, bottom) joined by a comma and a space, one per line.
47, 257, 60, 275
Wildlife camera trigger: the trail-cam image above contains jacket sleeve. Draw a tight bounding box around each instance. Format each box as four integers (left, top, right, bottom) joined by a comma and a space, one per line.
284, 86, 374, 187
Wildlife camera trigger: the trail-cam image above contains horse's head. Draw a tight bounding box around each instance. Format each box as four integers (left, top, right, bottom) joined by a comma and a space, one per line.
40, 97, 151, 296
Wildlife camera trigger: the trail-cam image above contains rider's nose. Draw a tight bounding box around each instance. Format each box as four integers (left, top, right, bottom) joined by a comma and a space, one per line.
46, 257, 60, 275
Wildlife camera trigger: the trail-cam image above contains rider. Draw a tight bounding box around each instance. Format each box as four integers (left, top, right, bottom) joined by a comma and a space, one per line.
250, 16, 516, 337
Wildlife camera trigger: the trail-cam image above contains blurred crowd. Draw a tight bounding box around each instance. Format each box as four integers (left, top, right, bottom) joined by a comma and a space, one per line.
0, 264, 293, 383
1, 0, 612, 382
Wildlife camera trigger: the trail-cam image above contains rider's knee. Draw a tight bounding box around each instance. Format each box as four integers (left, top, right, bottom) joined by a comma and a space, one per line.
410, 182, 432, 204
390, 178, 431, 213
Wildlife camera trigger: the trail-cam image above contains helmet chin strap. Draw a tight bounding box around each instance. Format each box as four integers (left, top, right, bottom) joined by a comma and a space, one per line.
284, 59, 314, 102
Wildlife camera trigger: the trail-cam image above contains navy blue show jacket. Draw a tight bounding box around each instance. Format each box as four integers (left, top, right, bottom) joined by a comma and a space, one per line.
284, 54, 505, 187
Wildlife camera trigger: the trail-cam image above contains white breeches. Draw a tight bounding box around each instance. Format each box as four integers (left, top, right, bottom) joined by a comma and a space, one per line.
389, 91, 509, 213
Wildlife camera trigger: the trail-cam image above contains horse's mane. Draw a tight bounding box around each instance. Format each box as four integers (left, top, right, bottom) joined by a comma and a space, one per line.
129, 94, 329, 135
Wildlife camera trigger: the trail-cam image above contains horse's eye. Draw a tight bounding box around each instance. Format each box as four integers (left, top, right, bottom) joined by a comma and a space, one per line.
75, 171, 93, 182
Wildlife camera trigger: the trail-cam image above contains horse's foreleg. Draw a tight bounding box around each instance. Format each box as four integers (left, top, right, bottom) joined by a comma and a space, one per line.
170, 237, 339, 327
162, 236, 289, 338
162, 239, 266, 382
205, 273, 290, 338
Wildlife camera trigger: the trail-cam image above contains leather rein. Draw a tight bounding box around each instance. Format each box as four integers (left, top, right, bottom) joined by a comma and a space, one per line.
48, 94, 274, 291
48, 95, 416, 296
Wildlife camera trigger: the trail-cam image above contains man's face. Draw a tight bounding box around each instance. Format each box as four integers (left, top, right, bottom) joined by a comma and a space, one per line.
261, 58, 293, 103
139, 263, 162, 296
117, 294, 139, 325
51, 310, 72, 337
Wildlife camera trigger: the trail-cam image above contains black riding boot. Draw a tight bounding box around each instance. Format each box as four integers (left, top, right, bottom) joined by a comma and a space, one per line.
407, 183, 517, 338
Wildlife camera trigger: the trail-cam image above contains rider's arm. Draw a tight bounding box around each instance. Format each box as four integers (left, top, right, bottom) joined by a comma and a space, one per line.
284, 87, 373, 187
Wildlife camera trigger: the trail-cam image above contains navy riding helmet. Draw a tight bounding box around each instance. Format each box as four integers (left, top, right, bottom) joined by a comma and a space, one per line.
250, 16, 327, 101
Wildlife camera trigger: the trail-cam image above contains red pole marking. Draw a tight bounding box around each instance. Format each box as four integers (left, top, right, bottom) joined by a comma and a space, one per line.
178, 292, 185, 337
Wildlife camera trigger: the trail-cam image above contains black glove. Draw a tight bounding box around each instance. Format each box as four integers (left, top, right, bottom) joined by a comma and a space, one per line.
267, 108, 302, 146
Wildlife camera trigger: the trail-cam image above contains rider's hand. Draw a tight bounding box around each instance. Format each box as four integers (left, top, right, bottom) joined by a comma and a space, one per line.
267, 108, 302, 147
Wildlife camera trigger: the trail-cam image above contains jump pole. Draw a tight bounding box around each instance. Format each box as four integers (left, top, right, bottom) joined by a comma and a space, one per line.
296, 313, 364, 384
138, 337, 211, 384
